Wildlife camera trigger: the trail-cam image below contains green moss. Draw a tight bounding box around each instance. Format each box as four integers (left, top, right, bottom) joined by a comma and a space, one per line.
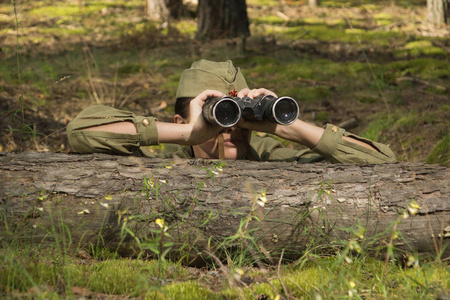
387, 58, 450, 80
405, 40, 433, 49
276, 267, 323, 298
175, 20, 197, 36
159, 281, 219, 299
253, 15, 286, 25
426, 133, 449, 166
38, 27, 89, 36
361, 4, 379, 10
325, 18, 346, 26
345, 28, 366, 34
30, 5, 81, 17
376, 19, 393, 26
88, 259, 149, 294
395, 40, 446, 58
374, 12, 393, 20
302, 17, 325, 25
247, 0, 278, 6
321, 1, 352, 8
273, 24, 402, 46
29, 3, 102, 17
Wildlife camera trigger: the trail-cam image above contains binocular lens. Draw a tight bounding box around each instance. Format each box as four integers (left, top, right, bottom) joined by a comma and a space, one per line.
214, 99, 241, 127
272, 97, 299, 125
203, 97, 241, 127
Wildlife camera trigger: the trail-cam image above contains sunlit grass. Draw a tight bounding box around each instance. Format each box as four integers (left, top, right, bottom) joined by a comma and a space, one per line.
2, 245, 447, 299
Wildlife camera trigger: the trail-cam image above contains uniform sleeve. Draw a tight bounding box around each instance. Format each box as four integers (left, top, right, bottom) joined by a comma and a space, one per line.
66, 105, 159, 155
311, 124, 397, 164
250, 124, 396, 164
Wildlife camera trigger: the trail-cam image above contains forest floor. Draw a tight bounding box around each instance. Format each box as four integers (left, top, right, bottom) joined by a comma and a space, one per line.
0, 0, 449, 298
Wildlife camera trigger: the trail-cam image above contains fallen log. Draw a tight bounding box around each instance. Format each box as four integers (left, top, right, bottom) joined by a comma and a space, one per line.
1, 152, 449, 264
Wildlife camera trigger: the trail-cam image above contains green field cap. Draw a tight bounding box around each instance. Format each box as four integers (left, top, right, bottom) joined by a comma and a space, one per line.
176, 59, 248, 98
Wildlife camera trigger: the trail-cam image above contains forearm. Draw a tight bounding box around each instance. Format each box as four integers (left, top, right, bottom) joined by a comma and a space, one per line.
273, 120, 324, 149
155, 122, 196, 145
81, 121, 200, 145
249, 119, 378, 151
241, 119, 396, 163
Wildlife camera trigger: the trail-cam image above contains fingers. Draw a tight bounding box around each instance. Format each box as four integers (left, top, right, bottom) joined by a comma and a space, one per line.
189, 89, 225, 121
236, 88, 251, 98
192, 89, 225, 104
237, 88, 277, 99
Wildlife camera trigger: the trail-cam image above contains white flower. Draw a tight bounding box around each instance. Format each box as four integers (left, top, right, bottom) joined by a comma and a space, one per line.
257, 190, 267, 207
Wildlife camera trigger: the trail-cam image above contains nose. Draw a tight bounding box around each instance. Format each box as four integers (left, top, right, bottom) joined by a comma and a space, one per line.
222, 126, 240, 134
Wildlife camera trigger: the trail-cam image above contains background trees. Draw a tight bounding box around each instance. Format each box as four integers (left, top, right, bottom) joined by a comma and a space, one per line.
196, 0, 250, 39
426, 0, 449, 25
145, 0, 184, 21
146, 0, 448, 39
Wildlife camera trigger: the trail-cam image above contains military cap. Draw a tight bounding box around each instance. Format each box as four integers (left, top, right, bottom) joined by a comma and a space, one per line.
176, 59, 248, 98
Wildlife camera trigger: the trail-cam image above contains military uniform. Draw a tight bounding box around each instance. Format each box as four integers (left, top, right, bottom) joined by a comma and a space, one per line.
67, 59, 396, 164
67, 104, 396, 164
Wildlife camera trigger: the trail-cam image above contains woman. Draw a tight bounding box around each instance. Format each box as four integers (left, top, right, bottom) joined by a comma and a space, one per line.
67, 59, 396, 164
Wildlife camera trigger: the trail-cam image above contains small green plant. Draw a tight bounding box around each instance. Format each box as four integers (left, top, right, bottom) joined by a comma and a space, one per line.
427, 133, 449, 166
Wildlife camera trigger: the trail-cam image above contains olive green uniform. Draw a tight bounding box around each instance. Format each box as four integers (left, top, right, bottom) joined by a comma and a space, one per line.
67, 105, 397, 164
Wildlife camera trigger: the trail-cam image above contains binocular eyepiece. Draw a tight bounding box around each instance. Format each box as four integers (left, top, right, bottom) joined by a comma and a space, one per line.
202, 95, 299, 127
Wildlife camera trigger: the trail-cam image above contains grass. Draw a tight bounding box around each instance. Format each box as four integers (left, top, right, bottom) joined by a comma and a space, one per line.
427, 132, 449, 166
1, 237, 448, 299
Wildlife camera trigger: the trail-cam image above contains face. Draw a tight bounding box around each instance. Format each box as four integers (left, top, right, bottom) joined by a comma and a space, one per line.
174, 114, 251, 160
193, 126, 252, 160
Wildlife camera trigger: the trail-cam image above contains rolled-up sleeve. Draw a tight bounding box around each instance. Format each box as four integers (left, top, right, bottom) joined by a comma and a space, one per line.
67, 105, 159, 155
312, 124, 397, 164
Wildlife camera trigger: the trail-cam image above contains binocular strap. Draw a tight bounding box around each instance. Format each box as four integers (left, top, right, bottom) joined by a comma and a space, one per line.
217, 130, 253, 161
218, 133, 225, 160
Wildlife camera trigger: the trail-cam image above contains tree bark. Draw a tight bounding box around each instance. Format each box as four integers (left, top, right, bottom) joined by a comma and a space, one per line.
308, 0, 318, 7
146, 0, 183, 21
426, 0, 448, 25
1, 152, 449, 264
196, 0, 250, 39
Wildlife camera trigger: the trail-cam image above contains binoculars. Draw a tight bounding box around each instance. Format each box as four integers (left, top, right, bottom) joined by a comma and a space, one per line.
202, 95, 299, 127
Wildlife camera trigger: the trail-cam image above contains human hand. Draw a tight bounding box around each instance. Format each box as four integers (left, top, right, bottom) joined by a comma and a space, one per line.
187, 89, 225, 144
237, 88, 277, 99
235, 88, 279, 133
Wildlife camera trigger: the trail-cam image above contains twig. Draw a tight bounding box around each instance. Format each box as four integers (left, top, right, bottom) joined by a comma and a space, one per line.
277, 249, 290, 299
396, 77, 447, 91
338, 117, 358, 130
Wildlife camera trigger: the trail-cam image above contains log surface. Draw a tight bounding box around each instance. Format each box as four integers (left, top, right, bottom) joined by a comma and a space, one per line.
1, 152, 449, 261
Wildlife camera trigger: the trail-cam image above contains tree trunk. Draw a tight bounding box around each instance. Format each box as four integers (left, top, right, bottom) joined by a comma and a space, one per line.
308, 0, 318, 7
196, 0, 250, 39
426, 0, 447, 25
146, 0, 183, 20
1, 152, 449, 265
